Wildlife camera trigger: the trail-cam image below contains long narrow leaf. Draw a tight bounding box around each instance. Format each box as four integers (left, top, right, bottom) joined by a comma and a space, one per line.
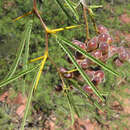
21, 69, 38, 130
21, 51, 47, 130
57, 40, 104, 101
65, 0, 78, 8
0, 64, 40, 88
5, 20, 33, 79
21, 50, 48, 130
56, 35, 119, 77
66, 90, 75, 125
55, 0, 77, 23
22, 20, 33, 95
23, 21, 32, 69
64, 0, 79, 21
68, 91, 80, 118
69, 79, 102, 110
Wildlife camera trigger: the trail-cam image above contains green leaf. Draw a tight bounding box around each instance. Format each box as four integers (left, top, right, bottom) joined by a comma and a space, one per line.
67, 89, 80, 117
5, 20, 33, 79
22, 20, 33, 95
69, 79, 102, 110
55, 0, 77, 23
57, 39, 104, 101
23, 21, 33, 70
21, 69, 39, 130
56, 35, 119, 77
66, 90, 75, 125
67, 1, 77, 8
21, 52, 48, 129
64, 0, 79, 21
0, 64, 40, 88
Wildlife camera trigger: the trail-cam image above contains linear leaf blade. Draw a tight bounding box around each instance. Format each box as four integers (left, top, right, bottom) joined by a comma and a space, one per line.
57, 40, 104, 101
56, 35, 119, 77
64, 0, 79, 21
22, 20, 33, 95
55, 0, 77, 23
66, 90, 75, 125
5, 20, 33, 79
21, 69, 39, 130
23, 21, 32, 69
0, 64, 40, 88
69, 79, 102, 110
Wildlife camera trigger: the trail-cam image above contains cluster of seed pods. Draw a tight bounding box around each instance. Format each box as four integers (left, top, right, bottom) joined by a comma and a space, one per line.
55, 25, 130, 93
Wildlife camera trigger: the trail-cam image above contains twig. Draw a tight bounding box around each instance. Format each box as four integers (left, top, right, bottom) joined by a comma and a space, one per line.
87, 9, 98, 34
33, 0, 37, 10
83, 6, 90, 43
33, 0, 48, 31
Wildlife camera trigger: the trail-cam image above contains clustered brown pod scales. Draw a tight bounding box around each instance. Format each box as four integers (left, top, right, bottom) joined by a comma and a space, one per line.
55, 25, 130, 93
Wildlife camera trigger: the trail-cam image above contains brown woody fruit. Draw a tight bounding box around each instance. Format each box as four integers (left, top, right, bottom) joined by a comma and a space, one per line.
55, 84, 62, 92
73, 40, 86, 59
86, 37, 98, 52
91, 49, 102, 60
80, 59, 89, 69
92, 77, 101, 86
108, 45, 118, 57
100, 54, 108, 63
75, 51, 84, 59
85, 70, 95, 80
99, 42, 109, 54
83, 85, 93, 93
97, 25, 108, 34
92, 70, 105, 85
94, 70, 105, 80
98, 33, 109, 43
72, 40, 86, 50
59, 67, 67, 73
118, 47, 129, 62
59, 67, 72, 78
114, 58, 123, 67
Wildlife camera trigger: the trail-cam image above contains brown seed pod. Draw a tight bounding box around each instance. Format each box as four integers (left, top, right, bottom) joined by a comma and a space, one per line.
97, 25, 108, 34
59, 67, 73, 78
114, 58, 123, 67
86, 37, 98, 52
99, 42, 109, 54
108, 45, 118, 57
91, 49, 102, 60
80, 59, 89, 69
83, 85, 93, 93
118, 47, 129, 62
55, 84, 63, 92
98, 33, 109, 43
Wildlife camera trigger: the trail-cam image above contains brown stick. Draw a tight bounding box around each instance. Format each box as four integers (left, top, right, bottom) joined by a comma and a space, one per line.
33, 0, 48, 51
33, 0, 37, 10
87, 9, 98, 34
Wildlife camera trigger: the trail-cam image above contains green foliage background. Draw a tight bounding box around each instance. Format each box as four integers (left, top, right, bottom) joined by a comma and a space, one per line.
0, 0, 129, 129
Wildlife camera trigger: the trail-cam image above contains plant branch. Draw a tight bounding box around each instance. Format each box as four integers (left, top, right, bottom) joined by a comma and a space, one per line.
83, 5, 90, 43
33, 0, 37, 10
87, 9, 98, 34
13, 11, 33, 22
